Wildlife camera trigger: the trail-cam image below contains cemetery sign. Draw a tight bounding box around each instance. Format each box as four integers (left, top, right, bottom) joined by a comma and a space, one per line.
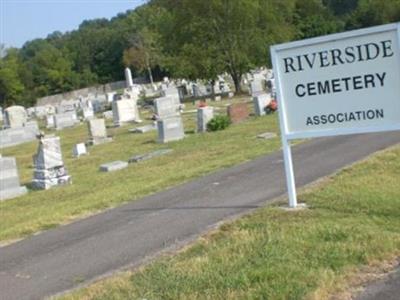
271, 23, 400, 207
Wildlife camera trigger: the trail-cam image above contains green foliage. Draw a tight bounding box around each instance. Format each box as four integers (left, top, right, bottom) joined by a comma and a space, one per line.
346, 0, 400, 29
207, 115, 231, 132
0, 49, 25, 106
155, 0, 296, 92
1, 0, 400, 106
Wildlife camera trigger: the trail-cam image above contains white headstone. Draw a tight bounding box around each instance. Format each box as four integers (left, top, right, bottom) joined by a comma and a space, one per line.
88, 118, 112, 145
73, 143, 87, 157
253, 93, 272, 116
0, 156, 27, 201
125, 67, 134, 88
154, 96, 180, 119
4, 106, 27, 128
157, 116, 185, 143
197, 107, 214, 133
250, 80, 264, 96
46, 115, 55, 129
112, 99, 140, 126
54, 112, 78, 130
83, 107, 95, 120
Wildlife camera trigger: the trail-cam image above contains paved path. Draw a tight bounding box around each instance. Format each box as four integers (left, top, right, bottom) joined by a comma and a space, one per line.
356, 267, 400, 300
1, 132, 399, 300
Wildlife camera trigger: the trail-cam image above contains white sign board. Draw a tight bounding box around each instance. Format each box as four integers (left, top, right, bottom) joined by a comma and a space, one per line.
270, 23, 400, 207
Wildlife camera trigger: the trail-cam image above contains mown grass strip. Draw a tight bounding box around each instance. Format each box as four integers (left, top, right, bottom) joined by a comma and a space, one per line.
0, 98, 280, 243
60, 145, 400, 300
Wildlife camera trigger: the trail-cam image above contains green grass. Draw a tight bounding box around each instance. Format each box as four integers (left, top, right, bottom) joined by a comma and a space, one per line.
0, 97, 281, 243
59, 146, 400, 300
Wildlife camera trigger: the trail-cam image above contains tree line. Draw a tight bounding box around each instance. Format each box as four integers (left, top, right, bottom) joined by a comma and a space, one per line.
1, 0, 399, 107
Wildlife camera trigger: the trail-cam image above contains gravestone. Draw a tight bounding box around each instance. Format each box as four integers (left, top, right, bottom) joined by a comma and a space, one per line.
34, 106, 48, 118
88, 118, 112, 145
253, 93, 272, 116
125, 67, 134, 88
154, 96, 180, 119
106, 92, 116, 103
227, 103, 249, 124
4, 106, 27, 128
157, 116, 185, 143
0, 121, 40, 149
129, 123, 156, 134
125, 86, 141, 101
46, 115, 55, 129
56, 102, 76, 114
128, 149, 173, 163
161, 87, 181, 104
112, 99, 140, 126
83, 107, 95, 120
197, 107, 214, 133
214, 96, 222, 102
54, 112, 78, 130
103, 110, 113, 120
257, 132, 277, 139
0, 156, 27, 201
250, 80, 264, 96
73, 143, 87, 157
27, 107, 35, 118
99, 161, 128, 172
32, 135, 71, 190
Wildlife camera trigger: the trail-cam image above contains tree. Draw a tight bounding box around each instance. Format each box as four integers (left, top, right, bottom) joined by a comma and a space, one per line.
346, 0, 400, 29
0, 49, 25, 106
294, 0, 343, 39
123, 28, 161, 85
154, 0, 296, 92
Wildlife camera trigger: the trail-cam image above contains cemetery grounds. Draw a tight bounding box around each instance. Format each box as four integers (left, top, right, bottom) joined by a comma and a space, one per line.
0, 96, 281, 244
1, 96, 399, 299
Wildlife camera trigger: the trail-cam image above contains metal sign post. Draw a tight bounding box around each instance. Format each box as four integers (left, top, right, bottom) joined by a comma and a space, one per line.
271, 23, 400, 208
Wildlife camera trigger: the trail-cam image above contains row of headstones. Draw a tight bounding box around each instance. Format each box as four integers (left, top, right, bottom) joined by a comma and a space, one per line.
1, 99, 255, 201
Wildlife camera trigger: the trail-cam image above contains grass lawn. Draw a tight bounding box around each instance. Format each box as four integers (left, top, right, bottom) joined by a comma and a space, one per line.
60, 145, 400, 300
0, 97, 281, 244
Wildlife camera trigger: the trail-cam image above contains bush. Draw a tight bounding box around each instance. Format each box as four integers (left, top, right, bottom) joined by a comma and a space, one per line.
207, 115, 231, 132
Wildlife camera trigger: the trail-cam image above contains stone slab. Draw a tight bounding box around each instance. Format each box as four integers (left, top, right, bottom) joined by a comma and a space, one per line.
0, 186, 27, 201
128, 149, 173, 163
32, 175, 71, 190
89, 137, 113, 146
73, 143, 87, 157
129, 124, 156, 134
257, 132, 277, 139
99, 161, 128, 172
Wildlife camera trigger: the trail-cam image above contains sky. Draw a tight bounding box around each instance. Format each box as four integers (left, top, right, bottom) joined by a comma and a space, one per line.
1, 0, 147, 48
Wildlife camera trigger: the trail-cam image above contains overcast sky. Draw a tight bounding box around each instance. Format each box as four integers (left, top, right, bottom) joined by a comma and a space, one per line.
1, 0, 146, 48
